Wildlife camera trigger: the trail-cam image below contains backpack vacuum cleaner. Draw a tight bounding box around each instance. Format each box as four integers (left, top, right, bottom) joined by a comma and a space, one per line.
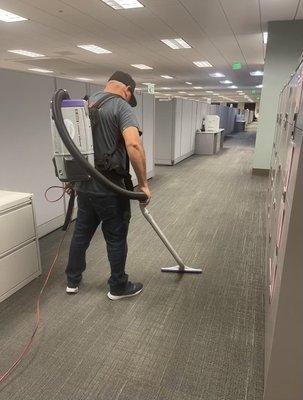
51, 89, 202, 274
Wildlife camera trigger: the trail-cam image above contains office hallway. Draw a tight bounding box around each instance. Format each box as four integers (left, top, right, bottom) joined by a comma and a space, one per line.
0, 128, 267, 400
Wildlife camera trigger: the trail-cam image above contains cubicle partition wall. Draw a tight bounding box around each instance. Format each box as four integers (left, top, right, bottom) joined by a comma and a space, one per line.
155, 98, 237, 165
0, 68, 155, 236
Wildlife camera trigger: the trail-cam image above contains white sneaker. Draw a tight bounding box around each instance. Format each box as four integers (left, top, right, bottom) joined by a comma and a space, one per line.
66, 286, 79, 294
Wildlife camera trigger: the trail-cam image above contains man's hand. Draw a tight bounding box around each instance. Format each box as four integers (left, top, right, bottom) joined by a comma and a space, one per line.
138, 185, 151, 206
64, 182, 74, 196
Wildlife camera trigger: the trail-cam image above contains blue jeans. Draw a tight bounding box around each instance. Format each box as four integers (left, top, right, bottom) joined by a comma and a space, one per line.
66, 192, 131, 291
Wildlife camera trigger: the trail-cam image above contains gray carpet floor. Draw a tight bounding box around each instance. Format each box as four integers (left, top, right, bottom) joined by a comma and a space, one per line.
0, 125, 267, 400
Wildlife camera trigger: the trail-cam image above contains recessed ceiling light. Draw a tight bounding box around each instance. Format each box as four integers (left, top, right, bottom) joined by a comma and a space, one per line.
250, 70, 263, 76
209, 72, 225, 78
236, 90, 243, 93
0, 8, 27, 22
8, 49, 45, 57
193, 86, 203, 89
160, 87, 171, 90
131, 64, 153, 70
76, 77, 94, 81
77, 44, 111, 54
206, 91, 214, 93
101, 0, 144, 10
161, 75, 174, 79
28, 68, 53, 73
178, 91, 187, 94
185, 82, 192, 85
220, 80, 232, 84
256, 84, 263, 88
228, 85, 238, 89
193, 61, 213, 68
188, 94, 195, 96
161, 38, 191, 49
263, 32, 268, 44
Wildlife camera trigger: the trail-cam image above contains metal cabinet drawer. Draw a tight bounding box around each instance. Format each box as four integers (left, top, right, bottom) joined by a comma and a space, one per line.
0, 240, 40, 303
0, 203, 35, 256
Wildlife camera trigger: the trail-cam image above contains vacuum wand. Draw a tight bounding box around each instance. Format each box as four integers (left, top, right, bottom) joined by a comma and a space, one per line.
139, 204, 202, 274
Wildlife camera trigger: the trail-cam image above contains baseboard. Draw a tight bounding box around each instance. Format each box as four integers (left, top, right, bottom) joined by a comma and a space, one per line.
252, 168, 270, 176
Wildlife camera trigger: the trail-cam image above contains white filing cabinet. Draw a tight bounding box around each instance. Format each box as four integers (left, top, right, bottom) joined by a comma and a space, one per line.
0, 191, 41, 303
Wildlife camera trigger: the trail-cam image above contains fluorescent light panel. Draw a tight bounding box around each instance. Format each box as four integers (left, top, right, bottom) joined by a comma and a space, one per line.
161, 75, 174, 79
28, 68, 53, 73
102, 0, 144, 9
209, 72, 225, 78
185, 82, 192, 85
77, 44, 111, 54
160, 87, 171, 90
161, 38, 191, 49
193, 86, 203, 89
8, 49, 45, 57
206, 91, 213, 93
250, 70, 263, 76
76, 77, 93, 81
131, 64, 153, 70
0, 8, 27, 22
193, 60, 213, 68
220, 80, 232, 84
263, 32, 268, 44
256, 84, 263, 88
228, 85, 238, 89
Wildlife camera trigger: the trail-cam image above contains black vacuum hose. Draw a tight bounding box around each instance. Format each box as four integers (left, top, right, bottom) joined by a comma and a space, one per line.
51, 89, 147, 202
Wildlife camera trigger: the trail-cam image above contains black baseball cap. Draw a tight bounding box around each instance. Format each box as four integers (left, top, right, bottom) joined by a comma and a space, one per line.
108, 71, 137, 107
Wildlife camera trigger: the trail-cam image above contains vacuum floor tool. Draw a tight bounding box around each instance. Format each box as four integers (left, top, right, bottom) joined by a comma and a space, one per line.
51, 89, 202, 274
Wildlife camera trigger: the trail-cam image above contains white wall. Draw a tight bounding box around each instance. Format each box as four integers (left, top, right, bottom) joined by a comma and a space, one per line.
0, 68, 155, 236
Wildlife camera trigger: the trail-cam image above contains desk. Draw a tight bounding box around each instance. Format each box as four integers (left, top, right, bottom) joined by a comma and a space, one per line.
195, 129, 224, 155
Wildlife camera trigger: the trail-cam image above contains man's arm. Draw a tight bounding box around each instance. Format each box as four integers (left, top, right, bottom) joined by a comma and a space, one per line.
122, 126, 151, 204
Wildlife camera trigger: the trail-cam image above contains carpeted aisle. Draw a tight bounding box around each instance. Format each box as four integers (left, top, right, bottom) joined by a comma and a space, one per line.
0, 126, 266, 400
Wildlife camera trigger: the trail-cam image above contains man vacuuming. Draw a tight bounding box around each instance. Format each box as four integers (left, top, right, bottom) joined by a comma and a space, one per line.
65, 71, 151, 300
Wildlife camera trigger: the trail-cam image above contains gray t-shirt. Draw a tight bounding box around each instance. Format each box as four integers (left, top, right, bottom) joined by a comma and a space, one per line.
75, 91, 139, 196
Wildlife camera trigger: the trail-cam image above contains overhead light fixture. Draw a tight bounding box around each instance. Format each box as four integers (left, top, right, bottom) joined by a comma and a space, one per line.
178, 91, 187, 94
209, 72, 225, 78
185, 82, 192, 85
188, 94, 195, 96
76, 77, 94, 81
77, 44, 111, 54
193, 61, 213, 68
250, 70, 263, 76
193, 86, 203, 89
142, 82, 152, 85
101, 0, 144, 10
161, 75, 174, 79
161, 38, 191, 49
206, 90, 213, 93
28, 68, 53, 73
228, 85, 238, 89
237, 90, 243, 93
8, 49, 45, 57
131, 64, 153, 70
263, 32, 268, 44
160, 87, 171, 90
256, 84, 263, 88
0, 8, 27, 22
220, 80, 232, 84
